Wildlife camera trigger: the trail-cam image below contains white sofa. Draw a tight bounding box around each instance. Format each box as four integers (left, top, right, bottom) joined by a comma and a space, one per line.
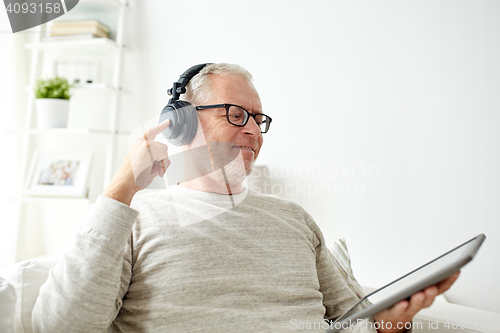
414, 302, 500, 333
0, 275, 16, 333
0, 258, 59, 333
1, 258, 499, 333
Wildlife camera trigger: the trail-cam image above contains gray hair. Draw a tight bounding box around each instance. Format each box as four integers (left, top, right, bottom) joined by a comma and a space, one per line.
182, 63, 254, 105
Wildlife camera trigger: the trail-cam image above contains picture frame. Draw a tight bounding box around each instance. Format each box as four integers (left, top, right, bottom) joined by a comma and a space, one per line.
25, 150, 92, 198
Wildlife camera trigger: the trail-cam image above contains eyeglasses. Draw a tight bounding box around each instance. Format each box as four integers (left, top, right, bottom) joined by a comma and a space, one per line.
195, 103, 272, 134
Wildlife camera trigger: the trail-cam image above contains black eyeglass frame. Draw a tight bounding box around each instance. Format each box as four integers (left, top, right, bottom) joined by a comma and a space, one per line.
195, 103, 272, 134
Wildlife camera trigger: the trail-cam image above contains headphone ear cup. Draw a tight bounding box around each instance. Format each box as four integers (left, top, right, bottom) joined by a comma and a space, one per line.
159, 101, 198, 146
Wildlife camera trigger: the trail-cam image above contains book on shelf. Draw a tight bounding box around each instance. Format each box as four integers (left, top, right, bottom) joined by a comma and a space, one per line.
50, 19, 110, 33
48, 19, 110, 39
41, 33, 103, 42
48, 28, 108, 38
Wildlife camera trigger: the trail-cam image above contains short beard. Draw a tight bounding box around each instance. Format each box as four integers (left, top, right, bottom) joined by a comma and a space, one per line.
182, 123, 253, 187
220, 151, 252, 184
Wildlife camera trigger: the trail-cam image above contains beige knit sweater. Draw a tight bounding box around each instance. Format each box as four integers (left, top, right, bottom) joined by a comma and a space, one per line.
32, 186, 376, 333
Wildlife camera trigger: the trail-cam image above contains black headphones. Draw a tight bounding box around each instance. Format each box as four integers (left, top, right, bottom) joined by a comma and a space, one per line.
159, 63, 212, 146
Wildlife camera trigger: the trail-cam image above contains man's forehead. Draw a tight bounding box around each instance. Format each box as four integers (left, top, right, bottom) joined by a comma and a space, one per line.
209, 74, 263, 113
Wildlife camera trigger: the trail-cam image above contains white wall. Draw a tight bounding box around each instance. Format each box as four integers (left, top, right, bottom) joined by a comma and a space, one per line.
2, 0, 499, 313
0, 9, 28, 267
120, 0, 500, 312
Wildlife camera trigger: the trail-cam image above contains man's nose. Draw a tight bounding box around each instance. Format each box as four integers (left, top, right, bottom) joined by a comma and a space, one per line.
243, 116, 262, 137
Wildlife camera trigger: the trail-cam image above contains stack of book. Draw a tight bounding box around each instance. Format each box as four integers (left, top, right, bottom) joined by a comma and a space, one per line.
44, 19, 110, 41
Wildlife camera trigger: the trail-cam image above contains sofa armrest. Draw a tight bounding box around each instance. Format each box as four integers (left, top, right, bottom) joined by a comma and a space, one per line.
415, 301, 500, 333
0, 257, 115, 333
0, 277, 15, 333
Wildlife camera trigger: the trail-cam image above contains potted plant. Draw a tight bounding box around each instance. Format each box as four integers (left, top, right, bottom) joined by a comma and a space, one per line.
34, 77, 72, 129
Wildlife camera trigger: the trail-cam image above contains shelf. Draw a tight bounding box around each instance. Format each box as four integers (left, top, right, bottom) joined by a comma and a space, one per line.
24, 84, 130, 96
25, 83, 116, 92
25, 38, 120, 55
74, 0, 126, 12
5, 128, 130, 135
10, 0, 129, 263
71, 83, 115, 90
70, 83, 129, 94
4, 196, 95, 203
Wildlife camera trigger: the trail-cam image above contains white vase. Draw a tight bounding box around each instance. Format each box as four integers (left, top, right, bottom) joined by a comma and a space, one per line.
36, 99, 70, 129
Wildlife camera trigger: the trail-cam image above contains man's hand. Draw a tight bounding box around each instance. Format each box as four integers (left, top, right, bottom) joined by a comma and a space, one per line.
373, 271, 460, 333
103, 120, 171, 205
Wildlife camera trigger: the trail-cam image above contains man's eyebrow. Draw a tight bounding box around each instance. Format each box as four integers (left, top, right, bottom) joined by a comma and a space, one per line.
234, 103, 263, 114
247, 107, 263, 115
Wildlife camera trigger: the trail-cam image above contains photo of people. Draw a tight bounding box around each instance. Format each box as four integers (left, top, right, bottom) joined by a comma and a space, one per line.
25, 151, 92, 197
37, 160, 80, 186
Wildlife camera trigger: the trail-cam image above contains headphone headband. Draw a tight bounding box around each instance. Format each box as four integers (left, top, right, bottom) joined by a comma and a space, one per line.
167, 63, 213, 104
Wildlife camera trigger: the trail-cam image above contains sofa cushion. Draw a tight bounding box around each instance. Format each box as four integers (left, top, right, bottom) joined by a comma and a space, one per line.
0, 276, 16, 333
327, 238, 365, 299
0, 258, 58, 333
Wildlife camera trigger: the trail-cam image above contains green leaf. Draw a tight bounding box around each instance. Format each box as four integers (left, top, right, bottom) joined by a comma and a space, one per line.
33, 76, 72, 100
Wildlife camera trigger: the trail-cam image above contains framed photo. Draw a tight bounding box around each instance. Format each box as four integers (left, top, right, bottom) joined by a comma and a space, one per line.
25, 151, 92, 198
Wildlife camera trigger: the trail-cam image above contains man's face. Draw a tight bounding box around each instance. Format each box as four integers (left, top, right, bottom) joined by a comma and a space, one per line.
190, 74, 264, 176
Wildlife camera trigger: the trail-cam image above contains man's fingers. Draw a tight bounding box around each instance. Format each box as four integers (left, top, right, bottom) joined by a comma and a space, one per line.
436, 271, 460, 294
148, 141, 169, 161
159, 159, 170, 177
130, 141, 168, 165
405, 291, 427, 316
374, 275, 459, 333
144, 119, 170, 141
422, 285, 439, 308
151, 161, 162, 177
391, 299, 410, 315
113, 121, 171, 192
153, 159, 170, 179
406, 278, 452, 315
129, 140, 170, 188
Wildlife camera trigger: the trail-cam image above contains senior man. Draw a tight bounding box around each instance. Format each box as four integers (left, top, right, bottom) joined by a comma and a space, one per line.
32, 63, 458, 333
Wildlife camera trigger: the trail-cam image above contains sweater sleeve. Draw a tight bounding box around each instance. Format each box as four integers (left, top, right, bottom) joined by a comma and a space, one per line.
32, 195, 139, 333
308, 215, 378, 333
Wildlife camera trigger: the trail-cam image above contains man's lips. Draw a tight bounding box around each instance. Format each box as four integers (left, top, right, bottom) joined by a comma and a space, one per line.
233, 145, 256, 152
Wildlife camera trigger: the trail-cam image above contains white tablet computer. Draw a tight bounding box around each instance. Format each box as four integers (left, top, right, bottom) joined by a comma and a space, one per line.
326, 233, 486, 333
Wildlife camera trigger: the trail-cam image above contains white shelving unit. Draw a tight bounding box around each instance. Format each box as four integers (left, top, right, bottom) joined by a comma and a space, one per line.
11, 0, 131, 261
18, 0, 129, 196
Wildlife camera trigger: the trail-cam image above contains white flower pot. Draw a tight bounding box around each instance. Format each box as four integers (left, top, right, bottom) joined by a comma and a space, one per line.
36, 98, 70, 129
